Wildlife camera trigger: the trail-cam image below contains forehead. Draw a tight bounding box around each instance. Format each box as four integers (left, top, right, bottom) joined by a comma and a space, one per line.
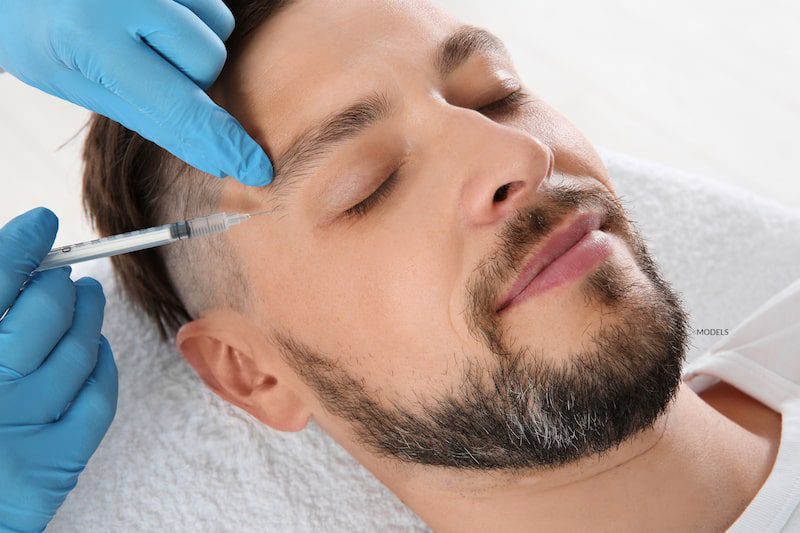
216, 0, 462, 157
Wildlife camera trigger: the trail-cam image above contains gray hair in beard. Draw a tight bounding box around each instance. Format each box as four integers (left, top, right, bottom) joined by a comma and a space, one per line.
272, 181, 691, 470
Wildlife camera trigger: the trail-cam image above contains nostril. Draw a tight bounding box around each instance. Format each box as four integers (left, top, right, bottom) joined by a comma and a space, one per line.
493, 184, 511, 203
492, 181, 525, 203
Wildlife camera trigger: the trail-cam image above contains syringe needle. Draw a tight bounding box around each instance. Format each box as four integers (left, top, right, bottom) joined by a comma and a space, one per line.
250, 208, 279, 217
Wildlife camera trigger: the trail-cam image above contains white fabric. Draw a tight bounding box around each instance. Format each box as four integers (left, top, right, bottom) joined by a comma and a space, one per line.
682, 277, 800, 532
48, 150, 800, 532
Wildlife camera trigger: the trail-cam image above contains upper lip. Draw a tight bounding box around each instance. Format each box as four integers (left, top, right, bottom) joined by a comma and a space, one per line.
496, 210, 606, 312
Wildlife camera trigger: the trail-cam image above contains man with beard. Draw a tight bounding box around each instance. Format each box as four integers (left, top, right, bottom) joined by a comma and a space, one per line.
12, 0, 791, 531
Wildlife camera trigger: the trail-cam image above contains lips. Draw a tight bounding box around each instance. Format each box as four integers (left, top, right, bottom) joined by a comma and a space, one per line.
496, 210, 606, 312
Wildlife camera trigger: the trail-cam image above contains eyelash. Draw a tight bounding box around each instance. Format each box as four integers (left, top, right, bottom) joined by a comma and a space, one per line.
478, 89, 529, 116
344, 169, 400, 218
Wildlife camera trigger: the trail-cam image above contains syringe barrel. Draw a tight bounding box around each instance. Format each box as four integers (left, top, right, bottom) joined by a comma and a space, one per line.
186, 213, 230, 238
36, 224, 176, 272
186, 213, 250, 238
33, 212, 251, 273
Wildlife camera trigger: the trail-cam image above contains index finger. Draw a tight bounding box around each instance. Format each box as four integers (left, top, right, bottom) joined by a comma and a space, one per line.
173, 0, 236, 42
0, 208, 58, 313
107, 43, 273, 185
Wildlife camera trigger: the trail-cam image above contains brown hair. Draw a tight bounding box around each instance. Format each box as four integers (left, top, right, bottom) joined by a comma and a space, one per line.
82, 0, 292, 339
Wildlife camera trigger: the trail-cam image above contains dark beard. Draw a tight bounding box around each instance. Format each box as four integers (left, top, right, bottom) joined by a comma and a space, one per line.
272, 180, 691, 470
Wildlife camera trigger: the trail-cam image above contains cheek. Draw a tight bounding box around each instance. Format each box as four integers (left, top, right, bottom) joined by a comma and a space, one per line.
322, 222, 454, 348
245, 211, 471, 400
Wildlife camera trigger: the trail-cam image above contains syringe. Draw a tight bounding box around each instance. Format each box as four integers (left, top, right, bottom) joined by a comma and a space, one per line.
35, 212, 252, 272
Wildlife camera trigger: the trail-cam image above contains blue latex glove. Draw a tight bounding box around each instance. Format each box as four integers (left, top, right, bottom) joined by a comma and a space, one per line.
0, 209, 118, 533
0, 0, 272, 186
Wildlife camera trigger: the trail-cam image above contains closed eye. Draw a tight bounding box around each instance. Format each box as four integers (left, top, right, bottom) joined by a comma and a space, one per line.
344, 170, 400, 218
477, 89, 529, 117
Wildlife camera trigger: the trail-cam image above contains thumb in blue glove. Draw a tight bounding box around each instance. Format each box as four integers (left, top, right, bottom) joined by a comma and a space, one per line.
0, 208, 119, 532
0, 0, 273, 186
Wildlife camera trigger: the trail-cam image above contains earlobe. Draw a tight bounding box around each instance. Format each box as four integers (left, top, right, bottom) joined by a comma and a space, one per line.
251, 378, 311, 432
176, 318, 311, 433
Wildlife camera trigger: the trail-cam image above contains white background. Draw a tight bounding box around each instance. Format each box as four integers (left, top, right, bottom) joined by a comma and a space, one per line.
1, 0, 798, 245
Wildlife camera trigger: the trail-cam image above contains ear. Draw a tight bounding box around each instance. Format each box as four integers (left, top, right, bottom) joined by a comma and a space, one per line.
176, 315, 310, 432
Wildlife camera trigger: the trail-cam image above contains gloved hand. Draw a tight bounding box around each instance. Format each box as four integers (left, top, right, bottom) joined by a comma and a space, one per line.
0, 208, 118, 533
0, 0, 272, 186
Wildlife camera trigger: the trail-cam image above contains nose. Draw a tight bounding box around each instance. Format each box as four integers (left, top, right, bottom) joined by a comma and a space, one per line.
456, 122, 553, 227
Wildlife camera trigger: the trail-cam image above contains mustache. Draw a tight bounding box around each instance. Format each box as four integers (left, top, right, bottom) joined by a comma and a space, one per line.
466, 180, 630, 354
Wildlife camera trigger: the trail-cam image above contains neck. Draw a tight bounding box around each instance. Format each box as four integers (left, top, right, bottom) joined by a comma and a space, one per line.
332, 382, 777, 532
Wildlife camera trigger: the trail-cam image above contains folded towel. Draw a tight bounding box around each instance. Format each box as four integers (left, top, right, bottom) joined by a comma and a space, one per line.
48, 149, 800, 532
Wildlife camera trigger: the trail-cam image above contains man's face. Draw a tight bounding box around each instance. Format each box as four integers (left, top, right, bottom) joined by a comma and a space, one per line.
213, 0, 690, 470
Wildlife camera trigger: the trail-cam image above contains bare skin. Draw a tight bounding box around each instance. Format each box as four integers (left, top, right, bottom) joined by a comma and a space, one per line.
172, 1, 783, 530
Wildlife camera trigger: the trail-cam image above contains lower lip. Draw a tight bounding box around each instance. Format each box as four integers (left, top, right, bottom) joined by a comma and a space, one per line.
502, 230, 613, 312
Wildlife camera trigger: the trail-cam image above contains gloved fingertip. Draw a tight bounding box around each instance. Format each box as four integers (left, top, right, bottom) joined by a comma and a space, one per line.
264, 163, 275, 186
12, 207, 58, 236
29, 206, 58, 229
75, 276, 104, 296
218, 7, 236, 42
75, 276, 99, 287
239, 155, 274, 187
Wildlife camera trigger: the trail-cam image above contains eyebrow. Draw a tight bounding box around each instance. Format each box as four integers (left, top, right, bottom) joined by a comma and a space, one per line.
436, 25, 509, 78
270, 91, 394, 193
268, 25, 508, 193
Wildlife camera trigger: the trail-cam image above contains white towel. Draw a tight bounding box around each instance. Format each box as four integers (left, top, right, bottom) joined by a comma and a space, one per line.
48, 150, 800, 532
